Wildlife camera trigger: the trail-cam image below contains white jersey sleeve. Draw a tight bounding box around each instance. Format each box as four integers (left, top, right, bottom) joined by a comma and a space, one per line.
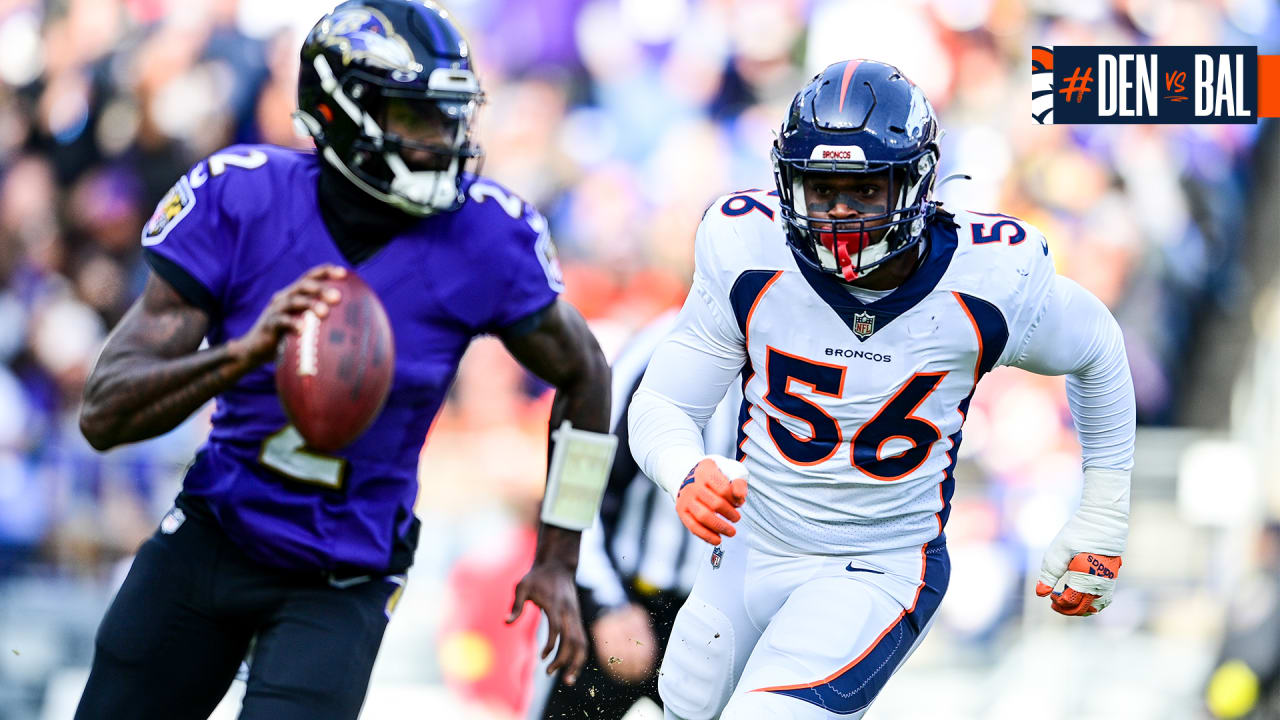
629, 209, 749, 498
986, 220, 1059, 369
1009, 275, 1135, 471
949, 211, 1135, 471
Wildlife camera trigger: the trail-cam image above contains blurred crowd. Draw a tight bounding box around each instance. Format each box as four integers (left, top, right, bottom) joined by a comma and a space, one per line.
0, 0, 1277, 717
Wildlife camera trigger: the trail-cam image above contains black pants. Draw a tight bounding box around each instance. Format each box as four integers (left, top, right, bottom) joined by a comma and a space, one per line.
540, 587, 684, 720
74, 496, 404, 720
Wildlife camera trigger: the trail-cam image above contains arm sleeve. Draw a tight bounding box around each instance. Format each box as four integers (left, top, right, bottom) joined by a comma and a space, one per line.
628, 223, 747, 498
1008, 275, 1135, 472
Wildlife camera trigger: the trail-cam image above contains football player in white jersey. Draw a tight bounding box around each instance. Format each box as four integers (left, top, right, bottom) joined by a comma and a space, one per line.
628, 60, 1135, 719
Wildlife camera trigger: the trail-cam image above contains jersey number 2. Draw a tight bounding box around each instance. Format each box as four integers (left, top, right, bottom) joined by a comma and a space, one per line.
764, 354, 946, 481
260, 425, 347, 489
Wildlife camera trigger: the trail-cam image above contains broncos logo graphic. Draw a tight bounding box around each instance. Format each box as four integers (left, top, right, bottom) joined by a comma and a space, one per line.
317, 7, 418, 72
1032, 46, 1054, 125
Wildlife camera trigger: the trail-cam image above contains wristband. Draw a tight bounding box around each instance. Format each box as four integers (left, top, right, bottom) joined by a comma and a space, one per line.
541, 421, 618, 531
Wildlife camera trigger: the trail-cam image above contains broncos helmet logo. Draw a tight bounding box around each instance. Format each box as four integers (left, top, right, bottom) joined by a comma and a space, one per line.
318, 7, 418, 72
1032, 46, 1054, 125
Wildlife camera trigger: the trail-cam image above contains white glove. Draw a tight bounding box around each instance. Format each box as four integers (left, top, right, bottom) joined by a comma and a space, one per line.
1035, 468, 1129, 616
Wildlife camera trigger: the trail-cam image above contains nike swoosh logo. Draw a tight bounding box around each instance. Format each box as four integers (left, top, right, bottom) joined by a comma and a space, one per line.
845, 563, 884, 574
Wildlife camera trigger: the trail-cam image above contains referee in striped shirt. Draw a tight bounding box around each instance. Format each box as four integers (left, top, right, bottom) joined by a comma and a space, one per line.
533, 311, 742, 719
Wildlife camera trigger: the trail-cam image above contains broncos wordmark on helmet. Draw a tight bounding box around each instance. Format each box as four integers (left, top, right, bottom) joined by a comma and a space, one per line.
295, 0, 484, 216
772, 60, 941, 281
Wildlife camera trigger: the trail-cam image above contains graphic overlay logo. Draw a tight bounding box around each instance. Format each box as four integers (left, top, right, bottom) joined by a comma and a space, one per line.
1033, 46, 1278, 124
1031, 46, 1055, 124
1058, 65, 1094, 104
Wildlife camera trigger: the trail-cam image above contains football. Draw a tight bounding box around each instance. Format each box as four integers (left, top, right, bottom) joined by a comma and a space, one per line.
275, 272, 395, 452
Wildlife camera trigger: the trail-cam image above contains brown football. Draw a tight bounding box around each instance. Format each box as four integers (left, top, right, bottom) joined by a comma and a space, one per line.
275, 272, 395, 452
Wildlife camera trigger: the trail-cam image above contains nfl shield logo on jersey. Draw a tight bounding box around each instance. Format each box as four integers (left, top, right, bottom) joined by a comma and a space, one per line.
711, 545, 724, 569
853, 311, 876, 340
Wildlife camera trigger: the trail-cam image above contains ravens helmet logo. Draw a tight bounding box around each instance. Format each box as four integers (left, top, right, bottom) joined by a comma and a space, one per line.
317, 7, 418, 72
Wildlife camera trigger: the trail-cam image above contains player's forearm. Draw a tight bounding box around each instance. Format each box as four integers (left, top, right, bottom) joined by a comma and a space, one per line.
532, 346, 610, 564
546, 352, 611, 436
1063, 322, 1135, 472
79, 341, 255, 450
1065, 324, 1133, 549
1011, 277, 1133, 550
628, 387, 708, 498
627, 291, 747, 497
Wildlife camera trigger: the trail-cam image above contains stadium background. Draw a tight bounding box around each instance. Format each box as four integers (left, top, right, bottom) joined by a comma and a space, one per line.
0, 0, 1276, 717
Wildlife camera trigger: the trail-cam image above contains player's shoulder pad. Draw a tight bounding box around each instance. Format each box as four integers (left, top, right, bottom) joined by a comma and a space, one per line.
461, 174, 564, 292
694, 189, 790, 281
948, 208, 1053, 273
944, 208, 1055, 306
461, 174, 544, 236
142, 144, 299, 248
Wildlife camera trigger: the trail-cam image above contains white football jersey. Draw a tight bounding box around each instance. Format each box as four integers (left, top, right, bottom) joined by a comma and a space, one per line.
693, 190, 1056, 555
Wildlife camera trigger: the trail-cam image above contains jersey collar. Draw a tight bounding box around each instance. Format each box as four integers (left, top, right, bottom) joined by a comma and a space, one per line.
793, 218, 959, 342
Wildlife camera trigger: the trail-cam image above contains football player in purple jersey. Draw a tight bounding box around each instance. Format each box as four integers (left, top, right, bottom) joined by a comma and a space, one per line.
73, 2, 610, 718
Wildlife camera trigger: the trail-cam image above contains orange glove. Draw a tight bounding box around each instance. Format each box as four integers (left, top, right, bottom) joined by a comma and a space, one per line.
1035, 552, 1122, 616
676, 456, 748, 546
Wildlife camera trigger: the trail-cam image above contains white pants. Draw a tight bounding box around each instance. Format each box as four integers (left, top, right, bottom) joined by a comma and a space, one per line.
658, 523, 949, 719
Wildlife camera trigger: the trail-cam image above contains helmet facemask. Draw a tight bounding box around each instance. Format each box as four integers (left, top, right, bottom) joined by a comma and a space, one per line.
774, 146, 937, 282
297, 53, 484, 217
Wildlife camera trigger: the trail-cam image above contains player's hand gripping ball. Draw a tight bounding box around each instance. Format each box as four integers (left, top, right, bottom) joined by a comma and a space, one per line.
676, 455, 748, 546
275, 269, 395, 452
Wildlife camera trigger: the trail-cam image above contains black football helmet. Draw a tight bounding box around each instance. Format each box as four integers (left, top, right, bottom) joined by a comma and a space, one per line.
295, 0, 483, 216
773, 60, 940, 281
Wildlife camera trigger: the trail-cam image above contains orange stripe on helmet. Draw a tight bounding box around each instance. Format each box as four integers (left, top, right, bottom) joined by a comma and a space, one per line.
838, 60, 863, 113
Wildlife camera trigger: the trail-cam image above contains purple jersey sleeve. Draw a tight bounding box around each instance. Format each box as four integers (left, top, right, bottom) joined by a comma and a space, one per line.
140, 147, 271, 314
485, 192, 564, 333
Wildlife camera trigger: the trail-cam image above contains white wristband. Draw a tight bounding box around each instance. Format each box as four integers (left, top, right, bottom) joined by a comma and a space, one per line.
540, 421, 619, 531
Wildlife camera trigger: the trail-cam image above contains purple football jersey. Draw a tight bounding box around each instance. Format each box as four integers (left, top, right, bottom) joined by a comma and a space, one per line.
141, 144, 562, 573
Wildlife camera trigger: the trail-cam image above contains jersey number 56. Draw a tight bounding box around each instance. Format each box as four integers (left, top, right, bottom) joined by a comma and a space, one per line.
762, 347, 947, 481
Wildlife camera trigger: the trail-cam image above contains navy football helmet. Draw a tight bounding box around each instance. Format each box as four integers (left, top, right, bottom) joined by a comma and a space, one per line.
296, 0, 483, 216
772, 60, 940, 281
